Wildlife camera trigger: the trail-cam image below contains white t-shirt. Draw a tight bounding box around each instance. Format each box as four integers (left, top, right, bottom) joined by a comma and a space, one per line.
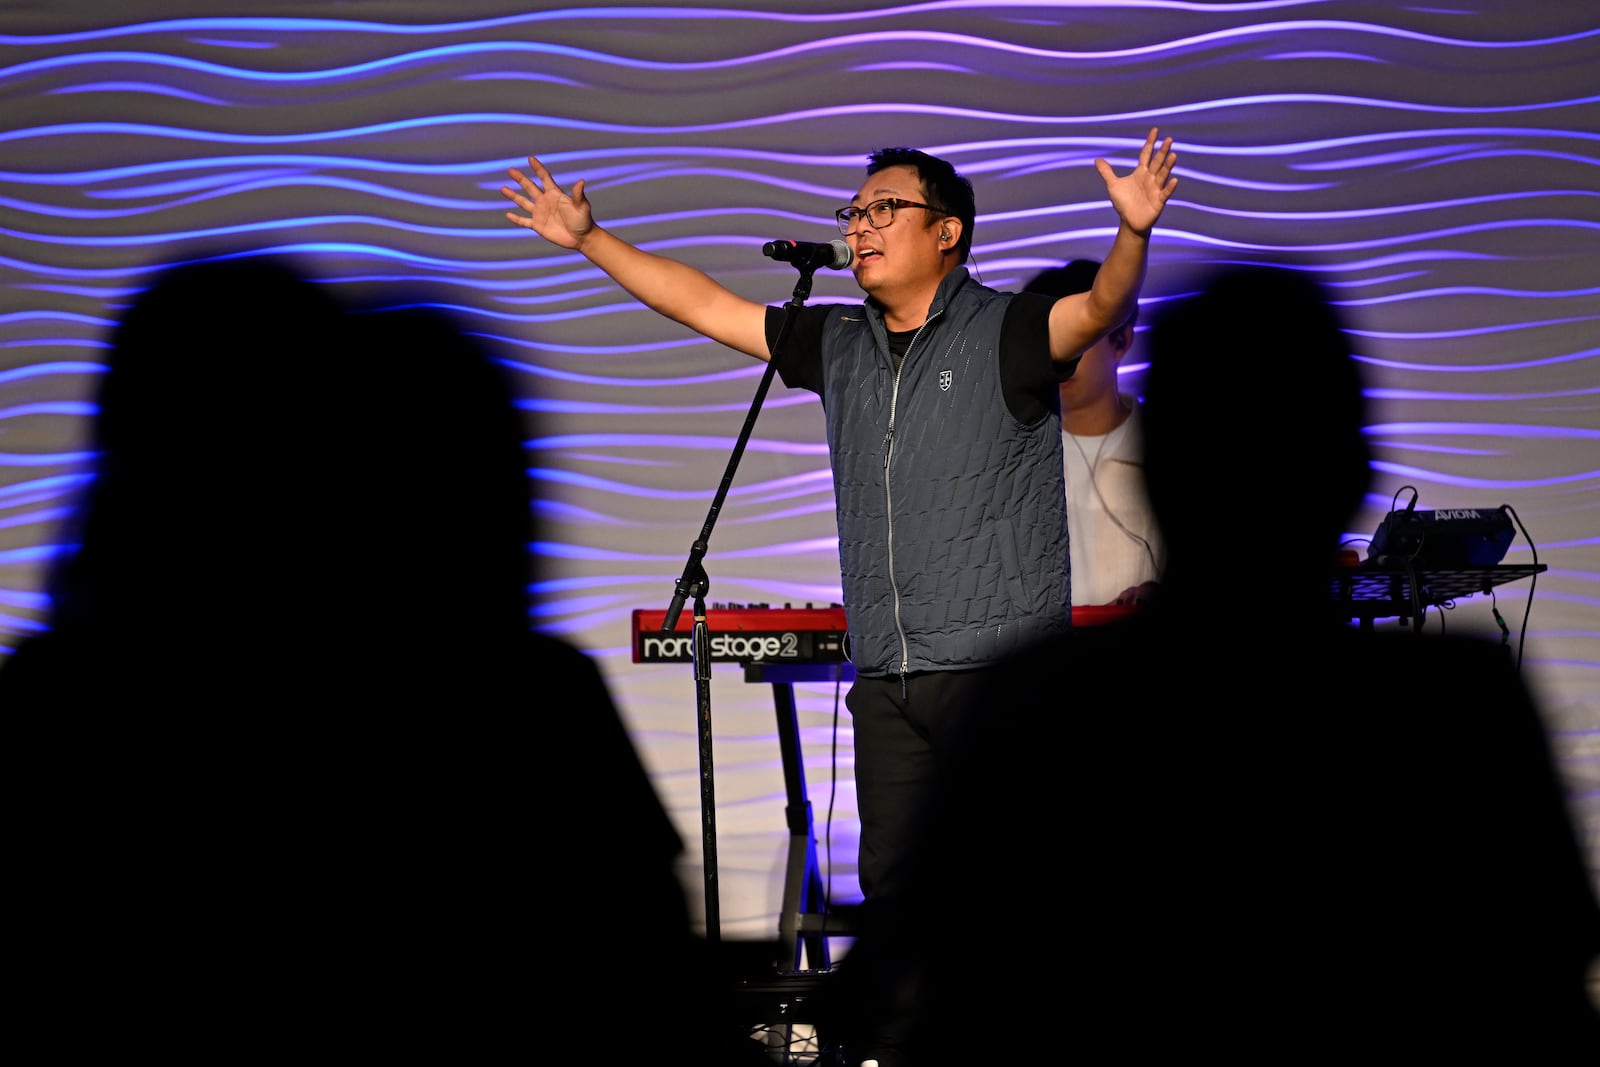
1062, 405, 1165, 606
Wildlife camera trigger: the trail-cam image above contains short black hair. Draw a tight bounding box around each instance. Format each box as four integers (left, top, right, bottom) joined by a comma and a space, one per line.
866, 147, 976, 264
1022, 258, 1139, 333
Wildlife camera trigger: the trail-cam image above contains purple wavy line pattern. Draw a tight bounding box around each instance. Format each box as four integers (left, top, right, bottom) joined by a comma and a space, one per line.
2, 1, 1596, 935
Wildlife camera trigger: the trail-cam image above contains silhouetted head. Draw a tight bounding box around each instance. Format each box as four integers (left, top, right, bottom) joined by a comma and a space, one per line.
50, 253, 357, 634
1140, 264, 1370, 593
350, 300, 535, 640
47, 257, 536, 660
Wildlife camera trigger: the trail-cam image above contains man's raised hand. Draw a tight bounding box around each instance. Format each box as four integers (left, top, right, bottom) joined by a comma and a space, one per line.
501, 156, 594, 249
1096, 128, 1178, 238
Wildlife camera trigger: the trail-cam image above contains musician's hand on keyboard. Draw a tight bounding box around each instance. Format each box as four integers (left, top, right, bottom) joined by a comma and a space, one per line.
1111, 581, 1160, 608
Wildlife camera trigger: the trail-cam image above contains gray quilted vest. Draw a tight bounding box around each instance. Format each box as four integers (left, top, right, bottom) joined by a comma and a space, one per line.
818, 268, 1070, 677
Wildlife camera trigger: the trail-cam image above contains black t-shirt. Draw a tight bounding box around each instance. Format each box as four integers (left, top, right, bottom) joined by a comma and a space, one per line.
766, 289, 1073, 425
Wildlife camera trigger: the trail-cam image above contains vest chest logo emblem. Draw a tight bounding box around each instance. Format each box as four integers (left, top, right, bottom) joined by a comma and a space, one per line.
939, 369, 952, 391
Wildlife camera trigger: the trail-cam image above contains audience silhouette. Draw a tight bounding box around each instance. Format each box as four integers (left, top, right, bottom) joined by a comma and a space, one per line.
2, 253, 766, 1062
819, 263, 1600, 1064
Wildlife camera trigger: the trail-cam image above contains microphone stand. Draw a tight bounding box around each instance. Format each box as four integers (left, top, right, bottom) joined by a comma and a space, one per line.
661, 260, 824, 947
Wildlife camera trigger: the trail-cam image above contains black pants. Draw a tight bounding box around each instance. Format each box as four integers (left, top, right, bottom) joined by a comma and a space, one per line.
828, 665, 1011, 1066
846, 664, 1010, 904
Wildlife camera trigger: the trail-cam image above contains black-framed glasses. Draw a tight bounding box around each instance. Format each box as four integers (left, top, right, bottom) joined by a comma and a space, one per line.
834, 197, 941, 236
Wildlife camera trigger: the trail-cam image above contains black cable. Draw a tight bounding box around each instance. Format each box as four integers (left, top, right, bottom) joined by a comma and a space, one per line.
1381, 485, 1425, 632
1490, 589, 1511, 647
1066, 432, 1161, 577
1407, 557, 1425, 634
820, 665, 844, 948
1502, 503, 1538, 674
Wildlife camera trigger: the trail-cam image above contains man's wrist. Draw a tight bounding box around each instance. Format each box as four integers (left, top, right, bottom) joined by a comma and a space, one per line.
572, 224, 602, 255
1119, 219, 1154, 241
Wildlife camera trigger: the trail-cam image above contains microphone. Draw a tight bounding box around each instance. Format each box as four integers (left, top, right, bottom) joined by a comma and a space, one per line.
762, 238, 853, 271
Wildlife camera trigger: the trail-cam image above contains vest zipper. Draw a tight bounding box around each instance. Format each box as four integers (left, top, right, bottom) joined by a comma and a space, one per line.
885, 309, 940, 688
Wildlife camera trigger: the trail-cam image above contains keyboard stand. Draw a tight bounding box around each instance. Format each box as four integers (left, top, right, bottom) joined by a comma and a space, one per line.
1328, 562, 1546, 630
742, 661, 856, 972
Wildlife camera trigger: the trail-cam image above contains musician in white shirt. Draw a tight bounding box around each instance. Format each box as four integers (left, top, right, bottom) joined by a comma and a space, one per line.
1024, 259, 1165, 607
